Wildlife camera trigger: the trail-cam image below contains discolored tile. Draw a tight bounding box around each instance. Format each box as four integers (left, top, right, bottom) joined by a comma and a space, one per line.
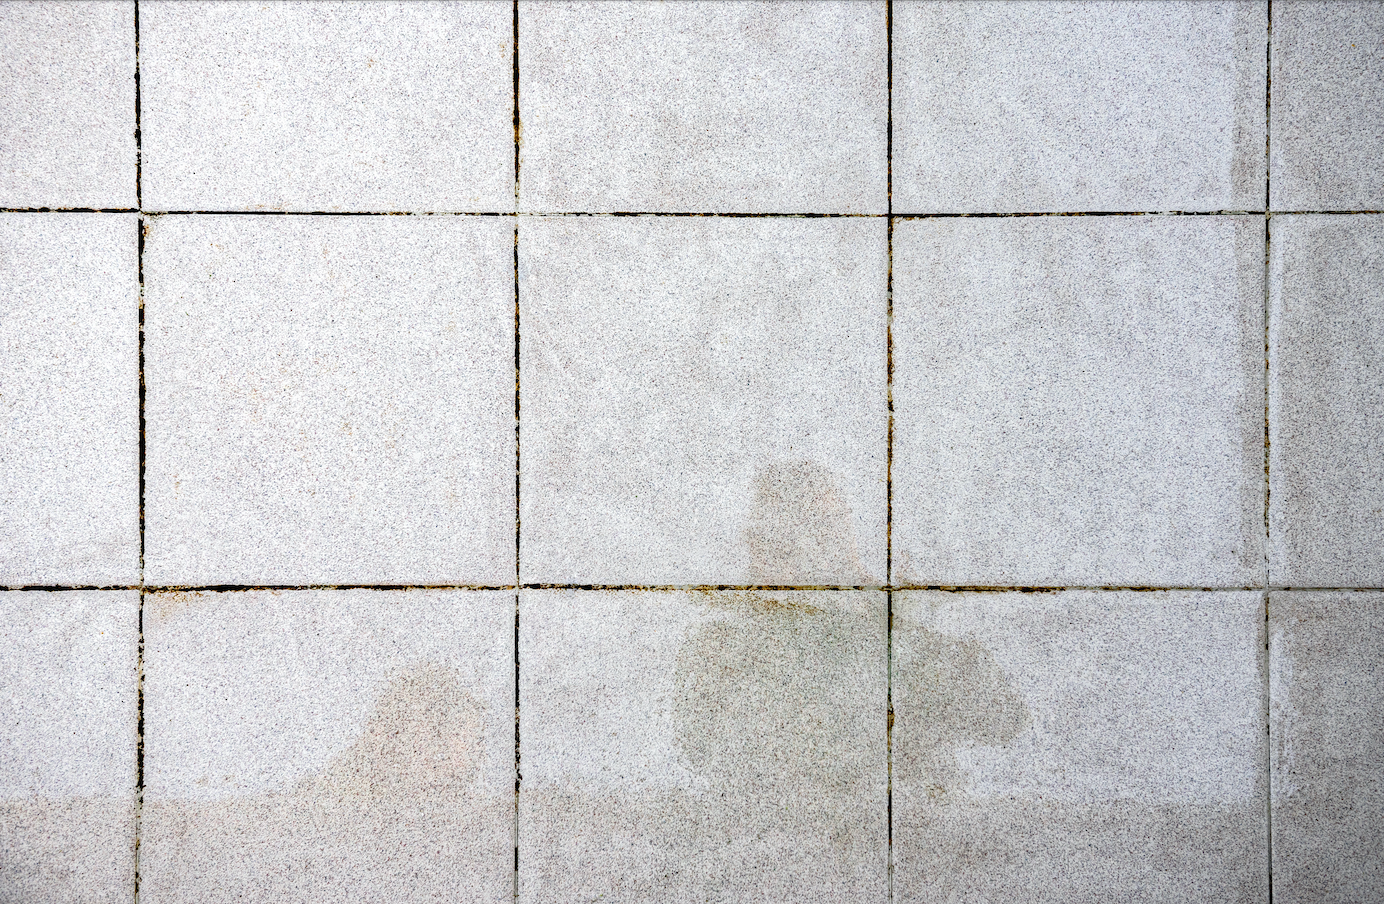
893, 590, 1268, 904
0, 590, 138, 904
143, 215, 515, 586
1270, 2, 1384, 210
0, 1, 136, 209
1269, 591, 1384, 904
892, 215, 1264, 587
518, 1, 887, 213
140, 1, 514, 211
0, 213, 139, 586
518, 588, 887, 904
140, 589, 515, 904
1269, 214, 1384, 586
893, 0, 1266, 213
518, 216, 887, 585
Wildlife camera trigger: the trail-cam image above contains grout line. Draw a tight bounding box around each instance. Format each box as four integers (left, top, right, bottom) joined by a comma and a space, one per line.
8, 583, 1384, 595
133, 3, 144, 901
8, 208, 1380, 218
885, 3, 895, 897
1264, 5, 1275, 901
511, 5, 522, 900
0, 207, 140, 214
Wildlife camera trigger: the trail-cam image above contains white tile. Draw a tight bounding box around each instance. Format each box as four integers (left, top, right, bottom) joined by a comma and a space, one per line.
518, 217, 887, 585
141, 1, 514, 212
0, 214, 139, 586
1269, 214, 1384, 586
518, 1, 887, 213
518, 589, 887, 904
140, 589, 515, 904
0, 590, 138, 904
1269, 591, 1384, 904
0, 2, 136, 209
892, 215, 1264, 587
1270, 2, 1384, 210
893, 1, 1266, 213
894, 590, 1268, 904
144, 215, 515, 586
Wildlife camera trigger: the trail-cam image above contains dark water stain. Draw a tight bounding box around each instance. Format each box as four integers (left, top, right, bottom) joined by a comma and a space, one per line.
741, 460, 865, 584
139, 662, 509, 902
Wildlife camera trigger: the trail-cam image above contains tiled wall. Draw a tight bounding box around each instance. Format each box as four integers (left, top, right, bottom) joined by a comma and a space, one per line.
2, 2, 1381, 903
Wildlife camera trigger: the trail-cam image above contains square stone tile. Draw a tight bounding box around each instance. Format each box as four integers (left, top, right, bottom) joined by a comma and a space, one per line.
141, 1, 514, 212
1269, 215, 1384, 586
518, 1, 887, 213
893, 590, 1268, 904
144, 215, 515, 586
892, 216, 1264, 587
141, 589, 515, 904
893, 1, 1266, 213
0, 2, 135, 209
518, 217, 887, 585
1269, 591, 1384, 904
1270, 2, 1384, 210
0, 590, 138, 904
518, 589, 887, 904
0, 214, 139, 586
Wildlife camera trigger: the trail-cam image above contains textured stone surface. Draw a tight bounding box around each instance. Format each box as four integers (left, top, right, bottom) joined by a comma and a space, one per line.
518, 217, 887, 585
0, 590, 138, 904
518, 1, 887, 213
892, 215, 1264, 587
1269, 215, 1384, 586
1271, 2, 1384, 210
893, 590, 1267, 904
0, 1, 135, 209
140, 589, 515, 904
893, 1, 1266, 213
0, 214, 139, 586
141, 1, 514, 211
518, 589, 887, 903
143, 215, 515, 586
1270, 591, 1384, 904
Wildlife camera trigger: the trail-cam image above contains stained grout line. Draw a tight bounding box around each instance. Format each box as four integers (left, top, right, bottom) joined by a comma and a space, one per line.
9, 208, 1381, 218
8, 583, 1383, 594
1265, 2, 1275, 894
511, 4, 522, 901
884, 3, 896, 900
133, 2, 145, 900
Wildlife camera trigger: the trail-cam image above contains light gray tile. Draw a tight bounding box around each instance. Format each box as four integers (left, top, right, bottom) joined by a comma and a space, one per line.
893, 1, 1266, 214
892, 216, 1264, 587
0, 2, 135, 209
1269, 215, 1384, 586
1270, 2, 1384, 210
140, 589, 515, 904
1269, 591, 1384, 904
0, 214, 139, 586
893, 590, 1268, 904
0, 590, 138, 904
518, 217, 887, 585
141, 1, 514, 212
144, 215, 515, 586
518, 589, 887, 904
518, 1, 887, 213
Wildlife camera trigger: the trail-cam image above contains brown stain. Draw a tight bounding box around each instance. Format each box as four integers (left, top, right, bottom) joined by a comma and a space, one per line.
894, 628, 1030, 800
143, 590, 207, 626
742, 460, 865, 584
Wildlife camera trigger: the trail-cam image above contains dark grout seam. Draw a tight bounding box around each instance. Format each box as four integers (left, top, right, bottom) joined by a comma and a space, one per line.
133, 3, 144, 901
1265, 5, 1275, 901
10, 208, 1381, 218
9, 583, 1383, 594
884, 3, 895, 900
511, 4, 522, 901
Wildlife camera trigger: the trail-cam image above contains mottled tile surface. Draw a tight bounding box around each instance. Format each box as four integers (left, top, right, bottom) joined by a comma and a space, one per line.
893, 590, 1268, 904
143, 215, 516, 586
0, 214, 140, 586
519, 217, 887, 585
1270, 591, 1384, 904
892, 216, 1264, 587
518, 1, 887, 213
140, 589, 515, 904
1269, 215, 1384, 586
0, 590, 138, 904
893, 1, 1266, 213
0, 1, 135, 209
1271, 1, 1384, 210
518, 589, 887, 903
141, 1, 514, 211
